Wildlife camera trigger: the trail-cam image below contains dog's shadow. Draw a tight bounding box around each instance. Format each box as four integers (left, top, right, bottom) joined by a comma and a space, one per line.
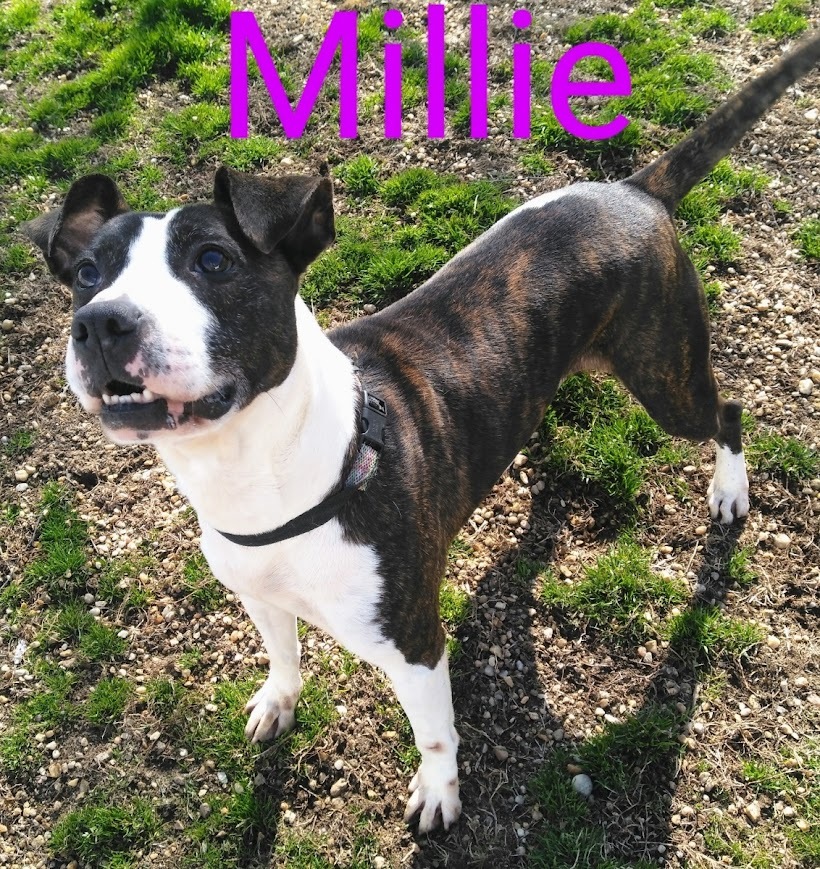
415, 479, 749, 868
221, 477, 748, 868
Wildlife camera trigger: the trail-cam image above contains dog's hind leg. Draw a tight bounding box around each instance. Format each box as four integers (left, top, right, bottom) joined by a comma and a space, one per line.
600, 255, 749, 523
238, 595, 303, 743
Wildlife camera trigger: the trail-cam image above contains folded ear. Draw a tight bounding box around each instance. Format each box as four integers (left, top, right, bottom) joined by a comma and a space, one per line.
213, 167, 335, 274
21, 174, 130, 286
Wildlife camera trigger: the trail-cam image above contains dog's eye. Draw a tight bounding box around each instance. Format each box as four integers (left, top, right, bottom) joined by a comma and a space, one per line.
197, 248, 232, 274
76, 263, 100, 290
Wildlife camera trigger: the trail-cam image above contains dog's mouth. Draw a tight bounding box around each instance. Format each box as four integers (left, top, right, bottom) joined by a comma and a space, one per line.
98, 379, 236, 429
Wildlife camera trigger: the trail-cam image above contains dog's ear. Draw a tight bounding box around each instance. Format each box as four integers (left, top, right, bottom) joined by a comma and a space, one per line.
21, 174, 130, 286
213, 167, 335, 274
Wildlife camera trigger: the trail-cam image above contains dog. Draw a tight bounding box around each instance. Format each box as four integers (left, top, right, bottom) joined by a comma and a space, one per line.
23, 31, 819, 833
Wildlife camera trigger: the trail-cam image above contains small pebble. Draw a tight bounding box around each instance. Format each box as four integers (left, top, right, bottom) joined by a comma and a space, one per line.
767, 635, 781, 649
798, 378, 814, 396
494, 746, 509, 762
744, 801, 761, 823
773, 533, 791, 550
1, 319, 13, 331
572, 774, 593, 798
329, 779, 348, 797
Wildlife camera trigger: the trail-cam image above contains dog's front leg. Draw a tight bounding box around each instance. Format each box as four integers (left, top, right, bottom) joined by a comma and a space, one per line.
238, 595, 303, 743
708, 399, 750, 523
384, 650, 461, 833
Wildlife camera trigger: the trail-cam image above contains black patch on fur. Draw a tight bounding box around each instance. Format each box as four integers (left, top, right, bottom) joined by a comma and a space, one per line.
163, 204, 303, 410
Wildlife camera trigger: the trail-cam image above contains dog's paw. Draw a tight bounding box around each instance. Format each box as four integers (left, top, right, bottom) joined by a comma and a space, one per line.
708, 482, 750, 524
404, 764, 461, 833
708, 446, 749, 524
244, 678, 300, 743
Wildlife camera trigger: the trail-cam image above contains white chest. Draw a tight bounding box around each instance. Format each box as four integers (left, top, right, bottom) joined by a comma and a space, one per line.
198, 520, 386, 653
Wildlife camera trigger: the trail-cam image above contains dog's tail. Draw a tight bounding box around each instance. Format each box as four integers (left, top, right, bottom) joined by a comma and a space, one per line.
625, 30, 820, 213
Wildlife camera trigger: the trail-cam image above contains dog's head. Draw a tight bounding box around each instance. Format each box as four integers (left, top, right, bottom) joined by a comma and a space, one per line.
23, 168, 334, 444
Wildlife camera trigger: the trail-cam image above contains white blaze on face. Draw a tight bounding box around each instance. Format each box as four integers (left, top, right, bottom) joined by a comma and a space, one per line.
77, 211, 218, 402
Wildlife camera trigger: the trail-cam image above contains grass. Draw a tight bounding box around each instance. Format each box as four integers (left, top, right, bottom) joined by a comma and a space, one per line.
54, 601, 127, 660
528, 1, 731, 168
50, 798, 161, 866
302, 169, 515, 307
0, 662, 77, 775
2, 428, 34, 456
677, 160, 770, 272
795, 219, 820, 260
181, 551, 224, 610
529, 745, 660, 869
541, 541, 687, 645
746, 430, 819, 485
0, 0, 39, 49
750, 0, 810, 39
578, 705, 685, 793
726, 546, 757, 588
663, 606, 763, 665
0, 483, 88, 609
28, 0, 231, 127
83, 676, 133, 726
335, 155, 380, 198
539, 374, 693, 510
439, 581, 471, 628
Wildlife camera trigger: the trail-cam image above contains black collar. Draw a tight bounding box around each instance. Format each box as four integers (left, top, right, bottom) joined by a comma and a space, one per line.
215, 390, 387, 548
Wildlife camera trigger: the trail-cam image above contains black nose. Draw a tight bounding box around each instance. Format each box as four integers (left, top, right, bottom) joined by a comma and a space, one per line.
72, 300, 142, 349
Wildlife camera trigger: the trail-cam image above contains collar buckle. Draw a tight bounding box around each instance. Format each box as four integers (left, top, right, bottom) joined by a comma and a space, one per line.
360, 390, 387, 452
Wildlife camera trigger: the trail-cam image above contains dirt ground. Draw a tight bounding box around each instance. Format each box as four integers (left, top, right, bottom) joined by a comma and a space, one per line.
1, 1, 819, 867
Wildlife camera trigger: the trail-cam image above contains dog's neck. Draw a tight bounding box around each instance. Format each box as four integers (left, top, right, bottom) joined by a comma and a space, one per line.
155, 298, 358, 537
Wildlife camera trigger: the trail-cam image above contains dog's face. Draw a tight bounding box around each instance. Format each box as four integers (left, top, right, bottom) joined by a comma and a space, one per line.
24, 169, 335, 444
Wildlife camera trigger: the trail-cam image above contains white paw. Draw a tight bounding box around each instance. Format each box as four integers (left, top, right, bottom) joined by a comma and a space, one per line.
708, 482, 750, 524
244, 677, 301, 743
708, 445, 749, 524
404, 763, 462, 833
708, 446, 749, 525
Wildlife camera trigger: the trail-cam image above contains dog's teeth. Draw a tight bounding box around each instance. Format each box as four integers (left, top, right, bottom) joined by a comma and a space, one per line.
142, 389, 155, 402
130, 392, 143, 403
109, 394, 120, 405
102, 393, 111, 405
